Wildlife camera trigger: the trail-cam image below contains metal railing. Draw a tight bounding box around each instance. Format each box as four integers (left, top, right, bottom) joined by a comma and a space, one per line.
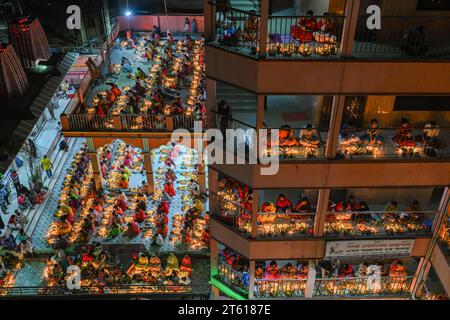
415, 281, 449, 300
256, 212, 315, 238
121, 114, 167, 130
254, 278, 307, 298
438, 219, 450, 256
170, 115, 196, 130
212, 2, 260, 57
313, 276, 415, 297
213, 192, 252, 236
0, 284, 210, 297
354, 16, 450, 58
266, 15, 345, 59
337, 127, 450, 160
216, 260, 249, 295
325, 210, 436, 238
67, 114, 114, 130
262, 127, 328, 160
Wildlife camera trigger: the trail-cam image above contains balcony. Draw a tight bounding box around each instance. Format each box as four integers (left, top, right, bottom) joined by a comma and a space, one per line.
324, 210, 435, 239
353, 16, 450, 59
313, 276, 414, 298
336, 126, 450, 160
209, 2, 450, 60
214, 191, 315, 239
211, 3, 345, 60
61, 112, 197, 132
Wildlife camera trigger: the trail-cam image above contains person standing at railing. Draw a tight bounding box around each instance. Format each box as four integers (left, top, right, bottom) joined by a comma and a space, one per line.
192, 18, 198, 34
218, 100, 232, 137
184, 17, 191, 34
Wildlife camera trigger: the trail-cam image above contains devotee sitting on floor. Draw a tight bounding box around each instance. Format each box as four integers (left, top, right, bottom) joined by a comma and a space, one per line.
299, 124, 320, 148
420, 121, 440, 156
133, 207, 147, 223
127, 221, 140, 238
293, 195, 311, 212
135, 67, 146, 81
265, 260, 281, 279
276, 194, 293, 213
389, 260, 407, 277
121, 56, 133, 73
119, 173, 129, 189
360, 119, 384, 145
338, 263, 354, 278
281, 262, 297, 278
279, 125, 298, 147
291, 10, 316, 43
261, 201, 276, 213
393, 118, 415, 147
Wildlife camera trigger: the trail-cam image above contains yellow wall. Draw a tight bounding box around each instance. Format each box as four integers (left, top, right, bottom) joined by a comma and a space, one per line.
363, 96, 450, 127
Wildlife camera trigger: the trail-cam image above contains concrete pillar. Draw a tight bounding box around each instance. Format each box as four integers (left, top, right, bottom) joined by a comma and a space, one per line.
258, 0, 270, 58
203, 0, 215, 39
208, 169, 219, 213
314, 189, 331, 237
325, 95, 346, 159
210, 237, 220, 300
340, 0, 361, 56
198, 153, 207, 195
248, 260, 255, 299
250, 190, 260, 238
87, 151, 102, 191
206, 78, 217, 129
256, 95, 265, 130
412, 187, 450, 296
142, 152, 155, 194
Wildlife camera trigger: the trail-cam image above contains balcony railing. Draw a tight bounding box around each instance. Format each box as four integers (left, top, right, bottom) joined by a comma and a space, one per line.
216, 260, 249, 295
210, 2, 346, 59
337, 127, 450, 160
256, 212, 314, 238
266, 15, 345, 59
416, 282, 449, 300
313, 276, 414, 297
212, 2, 260, 57
213, 191, 252, 237
262, 127, 328, 160
213, 192, 316, 239
0, 284, 210, 297
254, 278, 307, 298
325, 210, 435, 238
354, 16, 450, 58
121, 114, 167, 130
67, 114, 114, 131
438, 219, 450, 256
62, 113, 198, 132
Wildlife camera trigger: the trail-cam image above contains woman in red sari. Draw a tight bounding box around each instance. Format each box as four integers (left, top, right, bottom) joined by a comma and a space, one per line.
291, 10, 317, 43
164, 181, 176, 197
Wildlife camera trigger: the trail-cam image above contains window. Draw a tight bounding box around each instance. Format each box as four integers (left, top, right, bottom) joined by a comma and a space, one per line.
417, 0, 450, 10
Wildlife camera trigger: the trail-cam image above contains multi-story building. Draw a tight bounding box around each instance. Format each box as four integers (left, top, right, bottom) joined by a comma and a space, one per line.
204, 0, 450, 300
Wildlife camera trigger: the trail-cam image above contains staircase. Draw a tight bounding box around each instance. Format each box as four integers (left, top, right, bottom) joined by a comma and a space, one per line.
230, 0, 260, 13
216, 82, 256, 112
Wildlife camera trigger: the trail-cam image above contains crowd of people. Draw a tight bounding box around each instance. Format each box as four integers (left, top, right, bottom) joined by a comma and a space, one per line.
326, 196, 433, 237
264, 124, 323, 159
44, 242, 194, 291
81, 30, 206, 131
217, 243, 412, 298
339, 118, 441, 158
